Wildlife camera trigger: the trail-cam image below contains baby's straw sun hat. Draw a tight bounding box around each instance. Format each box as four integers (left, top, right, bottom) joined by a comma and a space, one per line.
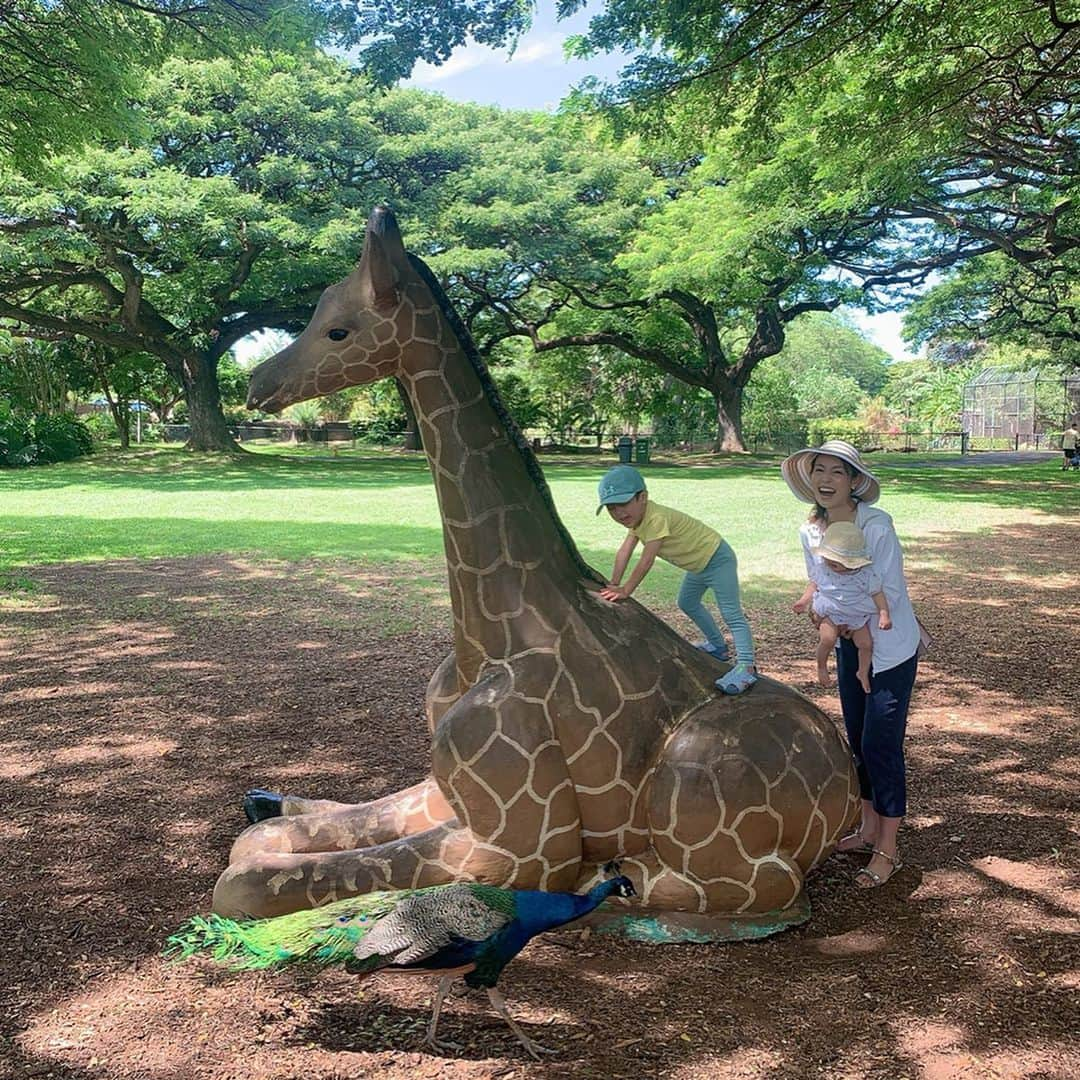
811, 521, 873, 569
781, 439, 881, 505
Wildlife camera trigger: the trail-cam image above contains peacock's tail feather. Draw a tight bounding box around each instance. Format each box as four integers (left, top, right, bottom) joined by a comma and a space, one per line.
164, 890, 409, 971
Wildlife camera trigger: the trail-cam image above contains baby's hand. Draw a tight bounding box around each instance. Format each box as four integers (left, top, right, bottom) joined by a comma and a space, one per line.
600, 584, 629, 602
879, 611, 893, 630
793, 597, 810, 614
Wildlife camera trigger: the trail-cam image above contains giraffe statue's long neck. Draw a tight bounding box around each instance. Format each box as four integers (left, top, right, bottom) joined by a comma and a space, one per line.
393, 269, 595, 687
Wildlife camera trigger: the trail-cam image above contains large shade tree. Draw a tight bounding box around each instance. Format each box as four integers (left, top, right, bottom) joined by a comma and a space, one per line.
0, 54, 471, 447
461, 133, 898, 449
0, 50, 658, 449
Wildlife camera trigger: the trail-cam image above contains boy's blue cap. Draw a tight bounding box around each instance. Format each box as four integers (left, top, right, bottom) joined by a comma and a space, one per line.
596, 464, 645, 514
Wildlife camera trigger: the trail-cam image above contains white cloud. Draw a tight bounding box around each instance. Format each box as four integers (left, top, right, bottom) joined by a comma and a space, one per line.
512, 36, 564, 65
408, 43, 502, 86
407, 33, 567, 88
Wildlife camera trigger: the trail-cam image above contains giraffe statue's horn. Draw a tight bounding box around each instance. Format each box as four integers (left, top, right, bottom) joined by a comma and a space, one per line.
354, 206, 406, 311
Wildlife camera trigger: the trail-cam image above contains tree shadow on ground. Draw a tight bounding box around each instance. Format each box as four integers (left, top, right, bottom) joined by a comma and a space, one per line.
1, 522, 1077, 1079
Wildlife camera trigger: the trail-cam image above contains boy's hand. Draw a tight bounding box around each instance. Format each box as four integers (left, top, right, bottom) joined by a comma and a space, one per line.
793, 597, 811, 614
600, 584, 630, 601
878, 611, 892, 630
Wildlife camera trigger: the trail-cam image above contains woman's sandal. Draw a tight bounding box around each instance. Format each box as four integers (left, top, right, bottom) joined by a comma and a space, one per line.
836, 828, 874, 854
854, 849, 903, 889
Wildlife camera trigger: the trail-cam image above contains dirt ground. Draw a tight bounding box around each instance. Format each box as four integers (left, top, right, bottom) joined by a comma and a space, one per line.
1, 512, 1078, 1080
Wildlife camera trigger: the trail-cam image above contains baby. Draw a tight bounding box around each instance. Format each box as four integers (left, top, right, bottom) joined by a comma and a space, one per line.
794, 521, 891, 693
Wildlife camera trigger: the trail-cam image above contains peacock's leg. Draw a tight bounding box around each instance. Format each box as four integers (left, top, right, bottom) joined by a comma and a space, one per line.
424, 974, 460, 1054
229, 777, 454, 862
485, 987, 556, 1059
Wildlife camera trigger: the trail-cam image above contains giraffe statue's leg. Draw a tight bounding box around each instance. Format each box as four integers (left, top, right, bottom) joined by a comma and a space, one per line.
216, 672, 584, 917
229, 777, 454, 861
216, 821, 468, 916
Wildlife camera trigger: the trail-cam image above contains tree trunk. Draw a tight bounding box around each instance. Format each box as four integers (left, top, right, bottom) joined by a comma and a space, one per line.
712, 386, 747, 452
107, 399, 131, 449
179, 352, 237, 451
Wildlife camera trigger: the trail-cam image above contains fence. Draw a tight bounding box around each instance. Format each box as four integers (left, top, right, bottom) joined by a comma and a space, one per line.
743, 429, 968, 454
164, 421, 359, 444
162, 423, 1066, 454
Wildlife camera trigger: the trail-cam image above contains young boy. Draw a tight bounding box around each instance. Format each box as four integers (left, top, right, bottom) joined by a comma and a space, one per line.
596, 464, 758, 694
1062, 423, 1079, 470
793, 520, 891, 693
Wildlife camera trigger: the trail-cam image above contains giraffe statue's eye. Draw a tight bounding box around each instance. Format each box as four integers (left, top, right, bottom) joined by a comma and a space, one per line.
327, 328, 349, 342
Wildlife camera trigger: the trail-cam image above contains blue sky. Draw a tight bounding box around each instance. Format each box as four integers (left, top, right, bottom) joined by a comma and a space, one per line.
402, 3, 920, 363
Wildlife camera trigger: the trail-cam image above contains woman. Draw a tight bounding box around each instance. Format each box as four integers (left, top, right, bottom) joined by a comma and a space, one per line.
781, 440, 921, 888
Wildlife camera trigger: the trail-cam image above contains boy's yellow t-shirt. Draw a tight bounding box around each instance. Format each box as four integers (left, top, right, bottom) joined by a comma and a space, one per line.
631, 500, 721, 573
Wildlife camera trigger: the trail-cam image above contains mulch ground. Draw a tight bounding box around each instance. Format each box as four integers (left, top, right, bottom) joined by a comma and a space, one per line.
1, 514, 1078, 1080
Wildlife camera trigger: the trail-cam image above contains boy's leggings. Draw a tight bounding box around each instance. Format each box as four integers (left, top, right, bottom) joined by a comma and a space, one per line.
676, 540, 755, 664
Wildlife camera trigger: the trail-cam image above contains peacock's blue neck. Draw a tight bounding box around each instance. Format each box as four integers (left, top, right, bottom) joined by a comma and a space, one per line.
464, 880, 625, 989
515, 879, 620, 935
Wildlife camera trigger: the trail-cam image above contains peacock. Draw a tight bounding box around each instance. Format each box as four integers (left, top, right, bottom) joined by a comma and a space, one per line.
164, 870, 635, 1058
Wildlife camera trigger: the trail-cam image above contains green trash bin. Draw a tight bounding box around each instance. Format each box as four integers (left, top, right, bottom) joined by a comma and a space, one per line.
617, 435, 633, 463
635, 437, 650, 464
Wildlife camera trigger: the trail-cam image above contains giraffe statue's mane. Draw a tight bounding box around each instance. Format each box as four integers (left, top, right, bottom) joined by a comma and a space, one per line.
406, 251, 604, 586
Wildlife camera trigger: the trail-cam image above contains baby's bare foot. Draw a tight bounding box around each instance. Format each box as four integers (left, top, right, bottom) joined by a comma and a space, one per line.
817, 665, 832, 688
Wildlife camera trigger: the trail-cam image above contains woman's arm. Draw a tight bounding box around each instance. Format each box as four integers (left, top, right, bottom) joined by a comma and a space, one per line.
861, 515, 907, 601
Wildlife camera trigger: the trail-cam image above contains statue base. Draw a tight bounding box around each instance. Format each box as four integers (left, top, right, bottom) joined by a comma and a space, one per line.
574, 893, 811, 943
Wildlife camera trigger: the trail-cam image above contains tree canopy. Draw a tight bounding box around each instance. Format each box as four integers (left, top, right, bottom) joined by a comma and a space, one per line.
0, 50, 657, 448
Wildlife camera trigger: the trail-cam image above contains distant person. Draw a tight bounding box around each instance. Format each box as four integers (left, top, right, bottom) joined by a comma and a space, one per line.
1062, 423, 1079, 470
596, 464, 758, 694
794, 520, 892, 693
782, 440, 921, 889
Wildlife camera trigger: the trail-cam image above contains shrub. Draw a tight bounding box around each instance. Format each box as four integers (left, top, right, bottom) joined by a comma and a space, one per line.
0, 406, 94, 467
81, 412, 120, 445
352, 415, 406, 443
807, 418, 876, 450
0, 406, 37, 466
33, 413, 94, 462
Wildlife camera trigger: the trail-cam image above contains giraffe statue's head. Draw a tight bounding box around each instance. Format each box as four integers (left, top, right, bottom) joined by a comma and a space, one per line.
247, 206, 412, 413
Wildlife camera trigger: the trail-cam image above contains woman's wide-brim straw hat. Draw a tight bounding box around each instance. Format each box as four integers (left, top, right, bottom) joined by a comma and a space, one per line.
781, 439, 881, 505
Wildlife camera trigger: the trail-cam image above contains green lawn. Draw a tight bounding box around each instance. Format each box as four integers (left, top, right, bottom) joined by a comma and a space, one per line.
1, 444, 1074, 609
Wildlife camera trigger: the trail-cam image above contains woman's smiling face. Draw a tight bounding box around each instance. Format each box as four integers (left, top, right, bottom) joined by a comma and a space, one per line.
809, 454, 858, 510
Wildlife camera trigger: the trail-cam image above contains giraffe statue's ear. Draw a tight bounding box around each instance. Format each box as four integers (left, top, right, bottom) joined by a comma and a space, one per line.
354, 205, 407, 312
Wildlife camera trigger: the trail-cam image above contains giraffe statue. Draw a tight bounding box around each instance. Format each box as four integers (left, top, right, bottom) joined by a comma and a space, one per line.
215, 206, 858, 933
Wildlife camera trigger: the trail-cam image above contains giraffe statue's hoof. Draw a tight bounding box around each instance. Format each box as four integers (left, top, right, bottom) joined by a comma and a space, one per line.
243, 788, 283, 824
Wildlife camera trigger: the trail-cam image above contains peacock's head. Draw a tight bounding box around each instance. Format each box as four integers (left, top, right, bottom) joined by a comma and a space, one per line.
600, 860, 635, 898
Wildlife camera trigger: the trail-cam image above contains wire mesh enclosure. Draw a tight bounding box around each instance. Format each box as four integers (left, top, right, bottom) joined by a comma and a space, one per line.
961, 368, 1080, 450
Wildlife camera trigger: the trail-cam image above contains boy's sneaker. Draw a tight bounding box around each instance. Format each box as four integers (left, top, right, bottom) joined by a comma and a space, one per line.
715, 663, 758, 695
695, 641, 730, 661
